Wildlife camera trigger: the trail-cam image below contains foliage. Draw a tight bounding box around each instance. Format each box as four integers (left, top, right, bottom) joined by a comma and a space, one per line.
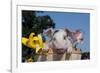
22, 11, 55, 37
81, 52, 90, 60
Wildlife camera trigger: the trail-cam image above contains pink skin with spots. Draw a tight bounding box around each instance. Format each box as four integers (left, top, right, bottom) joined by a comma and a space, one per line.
43, 28, 83, 53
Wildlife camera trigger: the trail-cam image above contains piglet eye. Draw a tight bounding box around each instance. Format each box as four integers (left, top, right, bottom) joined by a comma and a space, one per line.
64, 36, 66, 40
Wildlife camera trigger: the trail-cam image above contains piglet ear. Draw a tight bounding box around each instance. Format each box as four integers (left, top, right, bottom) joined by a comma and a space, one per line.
64, 28, 71, 36
74, 29, 81, 36
75, 29, 81, 33
74, 29, 83, 41
43, 28, 54, 36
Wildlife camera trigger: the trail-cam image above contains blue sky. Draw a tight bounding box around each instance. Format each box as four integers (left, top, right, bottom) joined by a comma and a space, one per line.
37, 11, 90, 52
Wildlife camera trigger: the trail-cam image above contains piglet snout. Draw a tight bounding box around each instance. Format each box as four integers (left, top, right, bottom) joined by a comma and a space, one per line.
55, 49, 66, 54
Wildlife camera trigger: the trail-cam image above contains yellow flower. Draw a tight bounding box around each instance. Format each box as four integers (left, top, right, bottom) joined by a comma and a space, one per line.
22, 32, 44, 53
